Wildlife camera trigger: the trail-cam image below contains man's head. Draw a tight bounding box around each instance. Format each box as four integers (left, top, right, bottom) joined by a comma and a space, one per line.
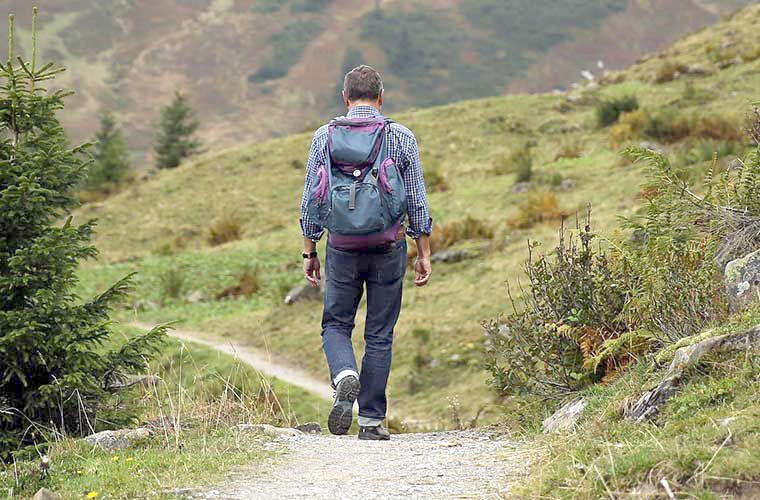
342, 65, 384, 109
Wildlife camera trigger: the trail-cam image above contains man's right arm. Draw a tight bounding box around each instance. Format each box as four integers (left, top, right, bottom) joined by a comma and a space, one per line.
300, 130, 327, 286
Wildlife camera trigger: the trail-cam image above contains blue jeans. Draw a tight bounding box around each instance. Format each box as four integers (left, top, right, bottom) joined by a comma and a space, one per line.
321, 239, 407, 421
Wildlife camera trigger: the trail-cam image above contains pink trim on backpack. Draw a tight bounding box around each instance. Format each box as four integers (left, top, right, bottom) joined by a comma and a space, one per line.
314, 164, 329, 201
378, 158, 394, 193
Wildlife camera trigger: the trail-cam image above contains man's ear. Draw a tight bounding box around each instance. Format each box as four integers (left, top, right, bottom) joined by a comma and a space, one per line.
378, 89, 384, 108
342, 90, 350, 108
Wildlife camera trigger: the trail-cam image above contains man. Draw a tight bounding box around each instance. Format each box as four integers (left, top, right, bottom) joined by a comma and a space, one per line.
299, 65, 432, 440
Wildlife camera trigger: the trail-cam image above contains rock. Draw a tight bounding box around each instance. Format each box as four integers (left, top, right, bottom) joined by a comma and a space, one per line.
725, 249, 760, 313
235, 423, 302, 438
84, 427, 153, 452
32, 488, 59, 500
295, 422, 322, 434
639, 141, 664, 154
543, 398, 587, 433
625, 326, 760, 422
187, 290, 205, 303
683, 65, 709, 76
511, 182, 532, 194
430, 249, 473, 264
558, 179, 575, 191
284, 283, 323, 305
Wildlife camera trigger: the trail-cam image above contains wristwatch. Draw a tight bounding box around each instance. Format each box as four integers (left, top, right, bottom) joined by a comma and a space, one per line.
302, 251, 318, 259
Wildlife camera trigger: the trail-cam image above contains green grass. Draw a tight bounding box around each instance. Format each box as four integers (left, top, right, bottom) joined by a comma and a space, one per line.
0, 326, 328, 499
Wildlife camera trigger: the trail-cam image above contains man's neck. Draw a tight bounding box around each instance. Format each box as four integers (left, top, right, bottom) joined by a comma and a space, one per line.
348, 101, 381, 112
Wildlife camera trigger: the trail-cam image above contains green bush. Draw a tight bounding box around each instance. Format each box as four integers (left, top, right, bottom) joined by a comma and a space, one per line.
0, 12, 166, 455
596, 96, 639, 127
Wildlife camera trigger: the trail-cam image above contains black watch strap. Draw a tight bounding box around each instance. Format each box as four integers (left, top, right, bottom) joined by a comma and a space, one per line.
302, 251, 318, 259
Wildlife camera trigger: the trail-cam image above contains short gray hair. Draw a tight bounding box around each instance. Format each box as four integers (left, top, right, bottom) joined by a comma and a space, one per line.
343, 65, 383, 102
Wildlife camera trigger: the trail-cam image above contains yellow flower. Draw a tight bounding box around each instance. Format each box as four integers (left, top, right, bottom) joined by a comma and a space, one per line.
86, 492, 98, 498
76, 470, 84, 475
111, 455, 119, 462
125, 457, 134, 462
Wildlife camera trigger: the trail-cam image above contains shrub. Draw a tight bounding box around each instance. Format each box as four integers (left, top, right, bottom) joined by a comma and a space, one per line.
654, 61, 687, 83
483, 219, 639, 397
250, 21, 322, 82
491, 147, 533, 180
644, 112, 744, 144
644, 111, 692, 143
682, 139, 740, 166
596, 96, 639, 128
208, 214, 243, 246
509, 192, 568, 229
608, 110, 649, 147
554, 139, 583, 161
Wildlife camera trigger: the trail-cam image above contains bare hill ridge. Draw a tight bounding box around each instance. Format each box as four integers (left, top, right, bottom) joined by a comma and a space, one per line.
0, 0, 750, 162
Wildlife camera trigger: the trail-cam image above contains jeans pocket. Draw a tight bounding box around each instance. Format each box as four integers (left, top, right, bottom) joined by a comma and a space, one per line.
377, 240, 406, 283
327, 246, 358, 283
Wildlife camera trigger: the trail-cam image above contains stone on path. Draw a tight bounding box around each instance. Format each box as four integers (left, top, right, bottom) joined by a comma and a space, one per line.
294, 422, 322, 434
235, 423, 302, 438
542, 398, 587, 433
84, 428, 153, 452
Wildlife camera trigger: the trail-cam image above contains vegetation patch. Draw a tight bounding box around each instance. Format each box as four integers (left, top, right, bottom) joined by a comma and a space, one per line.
250, 21, 322, 82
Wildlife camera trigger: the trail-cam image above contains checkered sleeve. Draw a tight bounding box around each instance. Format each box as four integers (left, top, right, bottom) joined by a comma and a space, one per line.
401, 132, 433, 239
299, 129, 328, 241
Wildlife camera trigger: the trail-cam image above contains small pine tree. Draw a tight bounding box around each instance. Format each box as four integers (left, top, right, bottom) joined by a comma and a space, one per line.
0, 10, 167, 454
83, 111, 131, 193
154, 91, 202, 169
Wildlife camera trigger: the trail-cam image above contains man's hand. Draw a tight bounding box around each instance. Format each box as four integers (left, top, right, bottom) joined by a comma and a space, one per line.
414, 257, 431, 287
304, 256, 321, 287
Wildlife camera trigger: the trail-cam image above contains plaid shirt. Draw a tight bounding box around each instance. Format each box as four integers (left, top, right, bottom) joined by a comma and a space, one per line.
299, 105, 433, 241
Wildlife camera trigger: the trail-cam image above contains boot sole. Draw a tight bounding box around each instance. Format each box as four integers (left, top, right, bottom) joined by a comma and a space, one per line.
327, 377, 360, 435
358, 431, 390, 441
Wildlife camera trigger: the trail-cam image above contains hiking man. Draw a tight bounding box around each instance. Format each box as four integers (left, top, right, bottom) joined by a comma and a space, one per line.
299, 65, 433, 440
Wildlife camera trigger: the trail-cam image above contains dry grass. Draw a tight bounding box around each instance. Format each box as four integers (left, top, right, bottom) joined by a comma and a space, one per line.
208, 214, 244, 246
216, 268, 262, 300
509, 192, 569, 229
654, 60, 688, 83
407, 216, 493, 263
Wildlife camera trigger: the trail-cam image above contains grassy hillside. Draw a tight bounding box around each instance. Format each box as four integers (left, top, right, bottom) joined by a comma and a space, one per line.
0, 0, 750, 161
70, 3, 760, 432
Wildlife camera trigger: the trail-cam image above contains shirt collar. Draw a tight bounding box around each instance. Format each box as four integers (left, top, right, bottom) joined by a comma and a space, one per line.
346, 105, 381, 118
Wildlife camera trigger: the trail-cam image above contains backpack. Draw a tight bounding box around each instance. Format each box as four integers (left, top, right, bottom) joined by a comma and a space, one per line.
306, 115, 407, 249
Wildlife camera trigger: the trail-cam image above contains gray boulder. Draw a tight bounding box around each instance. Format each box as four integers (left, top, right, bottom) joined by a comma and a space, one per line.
542, 398, 587, 433
84, 428, 153, 452
558, 178, 576, 191
32, 488, 59, 500
284, 283, 323, 305
725, 249, 760, 313
430, 249, 473, 264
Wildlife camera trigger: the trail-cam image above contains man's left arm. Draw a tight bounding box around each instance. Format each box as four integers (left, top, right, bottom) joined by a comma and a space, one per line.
402, 133, 433, 286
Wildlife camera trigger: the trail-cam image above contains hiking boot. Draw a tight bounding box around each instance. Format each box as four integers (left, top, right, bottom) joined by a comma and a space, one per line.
327, 375, 360, 435
358, 424, 390, 441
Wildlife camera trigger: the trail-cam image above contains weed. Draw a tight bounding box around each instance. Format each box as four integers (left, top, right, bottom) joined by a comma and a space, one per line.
424, 166, 449, 192
554, 138, 583, 160
655, 61, 688, 83
407, 216, 493, 263
160, 267, 185, 301
216, 267, 262, 300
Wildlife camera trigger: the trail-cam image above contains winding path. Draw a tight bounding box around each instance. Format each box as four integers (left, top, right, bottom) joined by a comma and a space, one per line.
130, 321, 334, 400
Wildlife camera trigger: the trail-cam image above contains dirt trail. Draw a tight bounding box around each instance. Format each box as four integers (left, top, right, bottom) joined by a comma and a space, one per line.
198, 431, 531, 499
130, 322, 334, 401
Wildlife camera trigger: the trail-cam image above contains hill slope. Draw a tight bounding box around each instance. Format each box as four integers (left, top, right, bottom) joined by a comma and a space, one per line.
0, 0, 751, 162
73, 4, 760, 427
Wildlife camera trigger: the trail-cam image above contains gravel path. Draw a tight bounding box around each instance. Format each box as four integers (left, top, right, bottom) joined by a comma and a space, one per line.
197, 431, 531, 499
